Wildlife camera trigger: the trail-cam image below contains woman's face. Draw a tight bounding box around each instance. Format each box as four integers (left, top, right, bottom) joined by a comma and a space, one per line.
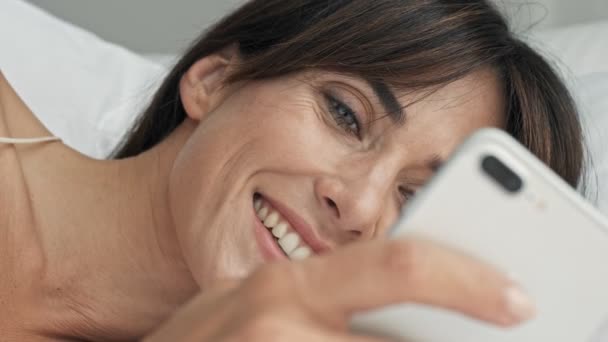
169, 66, 505, 287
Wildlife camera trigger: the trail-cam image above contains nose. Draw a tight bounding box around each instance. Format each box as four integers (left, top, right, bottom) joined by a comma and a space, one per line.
314, 166, 394, 241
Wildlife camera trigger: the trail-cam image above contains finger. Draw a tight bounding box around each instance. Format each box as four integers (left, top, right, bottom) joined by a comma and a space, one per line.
297, 238, 535, 327
146, 278, 244, 341
219, 310, 390, 342
330, 334, 392, 342
206, 278, 242, 292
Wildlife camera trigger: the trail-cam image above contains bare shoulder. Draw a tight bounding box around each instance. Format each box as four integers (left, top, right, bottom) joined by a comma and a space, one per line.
0, 71, 17, 170
0, 71, 9, 133
0, 71, 53, 139
0, 71, 16, 114
0, 71, 25, 136
0, 74, 72, 340
0, 73, 40, 330
0, 72, 22, 333
0, 71, 24, 177
0, 71, 55, 193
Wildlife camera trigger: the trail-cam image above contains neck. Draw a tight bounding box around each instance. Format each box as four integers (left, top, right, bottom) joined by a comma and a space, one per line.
26, 121, 200, 341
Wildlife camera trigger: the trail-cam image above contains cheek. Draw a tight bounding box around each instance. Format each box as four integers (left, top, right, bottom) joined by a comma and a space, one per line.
166, 121, 254, 268
165, 106, 323, 281
234, 92, 339, 173
165, 84, 346, 281
167, 134, 212, 276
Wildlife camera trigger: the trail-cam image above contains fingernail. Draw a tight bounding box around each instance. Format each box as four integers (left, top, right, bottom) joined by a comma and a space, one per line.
505, 287, 536, 322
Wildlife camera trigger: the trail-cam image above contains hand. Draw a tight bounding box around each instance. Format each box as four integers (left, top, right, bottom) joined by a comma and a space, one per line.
143, 238, 535, 341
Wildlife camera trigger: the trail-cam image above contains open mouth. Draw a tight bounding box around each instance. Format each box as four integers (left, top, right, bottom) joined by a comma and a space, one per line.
253, 193, 313, 261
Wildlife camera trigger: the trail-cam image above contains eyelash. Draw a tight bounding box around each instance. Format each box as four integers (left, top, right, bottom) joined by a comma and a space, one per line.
324, 93, 362, 138
399, 186, 416, 202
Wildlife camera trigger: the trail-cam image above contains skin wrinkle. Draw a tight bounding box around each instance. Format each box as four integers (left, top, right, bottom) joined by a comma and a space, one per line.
1, 59, 504, 340
300, 74, 385, 122
147, 150, 175, 263
193, 145, 248, 252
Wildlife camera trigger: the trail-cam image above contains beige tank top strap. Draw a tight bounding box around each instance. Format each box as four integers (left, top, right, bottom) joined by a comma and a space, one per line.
0, 136, 62, 144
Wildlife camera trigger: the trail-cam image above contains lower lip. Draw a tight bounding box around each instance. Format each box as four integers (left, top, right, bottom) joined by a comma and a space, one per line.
253, 207, 288, 262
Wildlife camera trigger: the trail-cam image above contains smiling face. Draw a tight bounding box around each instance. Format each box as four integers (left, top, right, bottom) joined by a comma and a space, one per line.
168, 56, 505, 287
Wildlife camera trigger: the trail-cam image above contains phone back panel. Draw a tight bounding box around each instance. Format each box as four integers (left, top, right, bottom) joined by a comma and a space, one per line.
354, 129, 608, 341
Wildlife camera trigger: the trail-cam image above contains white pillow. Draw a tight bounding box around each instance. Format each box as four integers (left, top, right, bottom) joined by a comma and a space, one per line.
0, 0, 166, 159
573, 73, 608, 212
524, 22, 608, 208
143, 54, 179, 69
526, 20, 608, 77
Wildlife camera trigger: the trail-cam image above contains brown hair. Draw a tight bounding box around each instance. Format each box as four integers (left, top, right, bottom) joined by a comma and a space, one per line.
113, 0, 583, 187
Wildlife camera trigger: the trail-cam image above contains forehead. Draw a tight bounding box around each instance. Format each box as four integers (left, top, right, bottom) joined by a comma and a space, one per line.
378, 68, 506, 157
401, 69, 505, 124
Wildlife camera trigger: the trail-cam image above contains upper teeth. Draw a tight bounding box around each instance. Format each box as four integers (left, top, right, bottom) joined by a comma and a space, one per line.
255, 197, 312, 260
272, 222, 288, 239
263, 212, 280, 228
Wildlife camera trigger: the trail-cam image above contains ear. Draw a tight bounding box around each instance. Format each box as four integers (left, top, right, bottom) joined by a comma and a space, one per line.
179, 46, 238, 121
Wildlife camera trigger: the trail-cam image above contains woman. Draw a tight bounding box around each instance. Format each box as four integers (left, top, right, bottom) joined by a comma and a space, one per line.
0, 0, 583, 341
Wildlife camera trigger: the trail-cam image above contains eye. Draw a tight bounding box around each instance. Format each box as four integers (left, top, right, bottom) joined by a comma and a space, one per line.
323, 92, 362, 138
398, 186, 416, 203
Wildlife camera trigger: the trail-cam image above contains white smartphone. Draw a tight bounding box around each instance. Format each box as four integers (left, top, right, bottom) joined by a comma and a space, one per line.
351, 128, 608, 342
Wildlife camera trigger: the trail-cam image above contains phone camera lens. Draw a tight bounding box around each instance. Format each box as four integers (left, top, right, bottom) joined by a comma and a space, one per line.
481, 155, 523, 193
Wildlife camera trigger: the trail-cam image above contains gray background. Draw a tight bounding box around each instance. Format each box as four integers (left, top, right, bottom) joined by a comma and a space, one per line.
25, 0, 608, 54
25, 0, 244, 54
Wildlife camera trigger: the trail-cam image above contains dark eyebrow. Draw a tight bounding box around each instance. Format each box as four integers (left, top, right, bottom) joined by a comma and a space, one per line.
363, 80, 442, 172
366, 79, 405, 124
